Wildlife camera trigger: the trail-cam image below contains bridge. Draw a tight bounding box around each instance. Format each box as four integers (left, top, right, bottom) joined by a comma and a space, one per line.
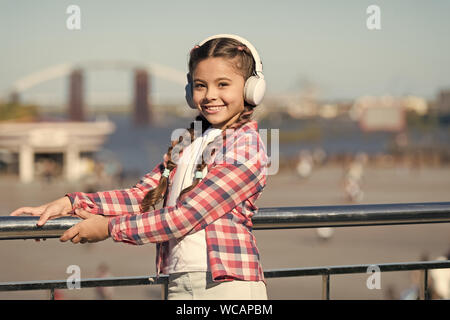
7, 60, 187, 125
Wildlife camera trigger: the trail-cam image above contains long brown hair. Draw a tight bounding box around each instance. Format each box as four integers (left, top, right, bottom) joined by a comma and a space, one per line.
140, 37, 257, 212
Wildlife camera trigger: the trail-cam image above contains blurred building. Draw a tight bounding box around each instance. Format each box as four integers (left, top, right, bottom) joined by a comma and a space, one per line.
401, 96, 428, 115
352, 95, 406, 132
0, 120, 115, 183
435, 89, 450, 115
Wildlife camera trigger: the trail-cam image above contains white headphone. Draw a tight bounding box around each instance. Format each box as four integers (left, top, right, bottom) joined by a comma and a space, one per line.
185, 34, 266, 109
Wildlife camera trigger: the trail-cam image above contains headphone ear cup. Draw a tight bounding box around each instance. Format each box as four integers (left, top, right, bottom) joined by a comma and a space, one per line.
185, 74, 197, 109
244, 76, 266, 106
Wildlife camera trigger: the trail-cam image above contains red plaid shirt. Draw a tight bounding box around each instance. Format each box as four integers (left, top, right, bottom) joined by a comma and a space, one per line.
66, 120, 268, 282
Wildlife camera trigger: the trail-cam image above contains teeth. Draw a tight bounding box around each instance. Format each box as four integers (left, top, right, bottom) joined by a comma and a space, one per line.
205, 105, 224, 111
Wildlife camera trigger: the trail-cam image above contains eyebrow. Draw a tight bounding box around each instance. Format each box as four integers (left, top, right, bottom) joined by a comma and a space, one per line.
193, 77, 232, 82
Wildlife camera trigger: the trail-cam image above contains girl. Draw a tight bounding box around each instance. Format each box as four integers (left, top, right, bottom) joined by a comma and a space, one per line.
10, 34, 269, 300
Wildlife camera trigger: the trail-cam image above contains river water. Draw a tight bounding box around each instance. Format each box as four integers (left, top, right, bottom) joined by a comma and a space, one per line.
95, 113, 447, 176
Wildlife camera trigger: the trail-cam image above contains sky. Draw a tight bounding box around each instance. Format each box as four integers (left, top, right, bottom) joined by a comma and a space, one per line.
0, 0, 449, 107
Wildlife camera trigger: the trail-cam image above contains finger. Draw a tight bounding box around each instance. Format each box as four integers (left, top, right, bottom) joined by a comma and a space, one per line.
74, 208, 94, 220
60, 226, 79, 242
36, 211, 51, 227
71, 234, 83, 244
10, 207, 40, 216
75, 208, 94, 219
10, 207, 26, 216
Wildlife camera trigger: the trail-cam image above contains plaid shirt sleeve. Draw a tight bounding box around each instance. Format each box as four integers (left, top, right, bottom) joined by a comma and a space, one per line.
65, 162, 164, 216
108, 131, 267, 245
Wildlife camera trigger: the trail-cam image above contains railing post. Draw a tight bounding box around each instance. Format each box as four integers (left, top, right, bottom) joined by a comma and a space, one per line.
161, 282, 168, 300
50, 288, 55, 300
421, 269, 430, 300
322, 273, 330, 300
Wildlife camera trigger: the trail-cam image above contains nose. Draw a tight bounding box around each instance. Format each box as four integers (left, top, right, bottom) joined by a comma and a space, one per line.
205, 86, 219, 102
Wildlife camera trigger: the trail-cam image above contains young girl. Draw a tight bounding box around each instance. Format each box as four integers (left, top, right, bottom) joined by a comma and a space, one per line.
10, 34, 269, 300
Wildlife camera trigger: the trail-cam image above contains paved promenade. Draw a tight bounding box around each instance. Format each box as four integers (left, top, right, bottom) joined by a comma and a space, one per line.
0, 164, 449, 299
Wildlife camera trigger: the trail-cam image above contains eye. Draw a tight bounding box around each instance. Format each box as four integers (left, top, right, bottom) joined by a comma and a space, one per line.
218, 82, 229, 87
194, 83, 205, 88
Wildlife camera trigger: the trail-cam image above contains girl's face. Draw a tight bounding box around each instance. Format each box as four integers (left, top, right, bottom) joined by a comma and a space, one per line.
192, 57, 245, 130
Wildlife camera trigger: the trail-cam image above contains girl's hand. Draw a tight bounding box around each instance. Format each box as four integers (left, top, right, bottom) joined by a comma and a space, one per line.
60, 209, 110, 244
10, 197, 73, 242
10, 196, 73, 227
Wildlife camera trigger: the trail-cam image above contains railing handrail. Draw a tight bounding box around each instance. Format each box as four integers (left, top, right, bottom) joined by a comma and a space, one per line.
1, 201, 449, 300
1, 201, 449, 240
256, 201, 450, 229
1, 260, 449, 292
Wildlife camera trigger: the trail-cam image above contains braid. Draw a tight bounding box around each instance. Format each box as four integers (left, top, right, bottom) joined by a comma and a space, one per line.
178, 105, 255, 198
141, 107, 255, 213
140, 114, 210, 212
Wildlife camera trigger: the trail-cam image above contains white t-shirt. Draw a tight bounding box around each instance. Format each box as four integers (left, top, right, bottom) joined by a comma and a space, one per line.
166, 127, 223, 274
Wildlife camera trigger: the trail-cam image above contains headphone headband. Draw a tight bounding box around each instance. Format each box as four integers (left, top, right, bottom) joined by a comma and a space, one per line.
196, 34, 264, 78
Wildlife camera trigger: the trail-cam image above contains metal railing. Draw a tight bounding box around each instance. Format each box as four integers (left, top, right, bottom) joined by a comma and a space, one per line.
1, 201, 449, 299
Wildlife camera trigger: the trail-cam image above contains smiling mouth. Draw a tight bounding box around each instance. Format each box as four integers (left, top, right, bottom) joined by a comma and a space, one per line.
202, 105, 226, 111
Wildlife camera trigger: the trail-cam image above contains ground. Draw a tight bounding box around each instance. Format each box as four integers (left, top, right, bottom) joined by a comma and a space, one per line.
0, 164, 449, 299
